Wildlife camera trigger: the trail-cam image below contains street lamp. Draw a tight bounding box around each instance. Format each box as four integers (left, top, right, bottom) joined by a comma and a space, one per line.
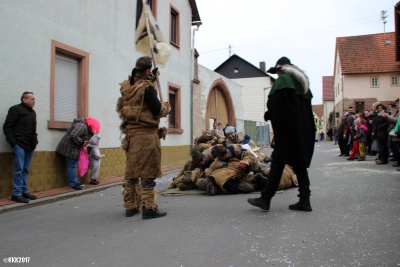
263, 87, 272, 117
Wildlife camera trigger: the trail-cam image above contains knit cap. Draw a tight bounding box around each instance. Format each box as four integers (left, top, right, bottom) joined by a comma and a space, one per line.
224, 126, 236, 134
90, 134, 102, 145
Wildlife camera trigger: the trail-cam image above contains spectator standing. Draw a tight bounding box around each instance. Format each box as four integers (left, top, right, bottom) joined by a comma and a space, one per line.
337, 114, 347, 156
214, 123, 226, 141
56, 117, 100, 190
372, 103, 390, 165
87, 134, 105, 185
3, 92, 38, 203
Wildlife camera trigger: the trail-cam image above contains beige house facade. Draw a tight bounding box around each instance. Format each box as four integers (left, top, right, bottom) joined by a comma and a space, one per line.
333, 32, 400, 126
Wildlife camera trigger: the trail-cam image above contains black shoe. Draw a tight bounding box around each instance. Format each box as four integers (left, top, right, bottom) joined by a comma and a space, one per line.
346, 157, 355, 160
125, 209, 139, 217
142, 209, 167, 219
22, 192, 37, 200
71, 184, 85, 190
247, 197, 271, 211
392, 164, 400, 167
389, 158, 397, 162
376, 161, 388, 165
289, 200, 312, 212
338, 154, 344, 156
11, 195, 29, 203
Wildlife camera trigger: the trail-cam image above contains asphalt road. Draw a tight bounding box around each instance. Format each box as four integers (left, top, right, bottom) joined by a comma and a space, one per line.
0, 141, 399, 267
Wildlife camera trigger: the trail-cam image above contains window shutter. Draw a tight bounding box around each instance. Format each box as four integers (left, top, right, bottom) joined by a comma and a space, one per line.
54, 54, 79, 121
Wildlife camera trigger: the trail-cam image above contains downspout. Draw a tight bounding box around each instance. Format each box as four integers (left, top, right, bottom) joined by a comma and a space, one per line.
190, 21, 201, 148
342, 75, 344, 113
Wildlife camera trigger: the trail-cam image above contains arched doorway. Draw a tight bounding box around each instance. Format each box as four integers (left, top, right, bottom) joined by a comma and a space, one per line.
206, 79, 235, 131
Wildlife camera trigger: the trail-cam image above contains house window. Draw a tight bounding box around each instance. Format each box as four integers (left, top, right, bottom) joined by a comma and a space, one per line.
234, 68, 239, 73
167, 83, 182, 133
391, 75, 399, 86
371, 77, 379, 87
147, 0, 157, 17
49, 40, 89, 129
169, 90, 176, 128
170, 5, 180, 47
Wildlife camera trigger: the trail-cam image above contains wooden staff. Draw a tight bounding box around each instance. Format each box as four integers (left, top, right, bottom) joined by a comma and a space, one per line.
142, 0, 163, 102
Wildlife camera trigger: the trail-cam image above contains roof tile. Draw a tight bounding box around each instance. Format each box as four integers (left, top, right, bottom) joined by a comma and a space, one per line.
336, 32, 400, 74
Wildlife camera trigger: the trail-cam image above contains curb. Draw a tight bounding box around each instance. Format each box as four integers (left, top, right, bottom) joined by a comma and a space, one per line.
0, 167, 182, 214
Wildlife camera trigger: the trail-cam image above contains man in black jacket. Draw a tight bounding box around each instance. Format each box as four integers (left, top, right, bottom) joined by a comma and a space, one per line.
247, 57, 315, 212
3, 92, 38, 203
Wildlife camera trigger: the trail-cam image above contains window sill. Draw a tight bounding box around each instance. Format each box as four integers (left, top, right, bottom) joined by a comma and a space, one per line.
167, 128, 183, 134
170, 41, 180, 49
48, 120, 72, 130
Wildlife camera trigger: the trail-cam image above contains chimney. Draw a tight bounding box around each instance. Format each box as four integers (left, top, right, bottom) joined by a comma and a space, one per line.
259, 61, 266, 72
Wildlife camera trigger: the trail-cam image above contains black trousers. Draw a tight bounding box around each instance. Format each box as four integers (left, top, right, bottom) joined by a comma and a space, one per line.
338, 135, 345, 155
261, 159, 311, 199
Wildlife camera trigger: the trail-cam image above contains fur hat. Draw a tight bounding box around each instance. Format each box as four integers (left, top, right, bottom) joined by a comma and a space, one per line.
90, 134, 101, 145
225, 126, 236, 134
267, 56, 292, 74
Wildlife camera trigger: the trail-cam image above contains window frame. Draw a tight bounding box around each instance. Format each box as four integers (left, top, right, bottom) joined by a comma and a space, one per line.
370, 76, 379, 88
167, 82, 182, 134
170, 4, 180, 48
48, 40, 89, 129
391, 75, 399, 87
148, 0, 157, 18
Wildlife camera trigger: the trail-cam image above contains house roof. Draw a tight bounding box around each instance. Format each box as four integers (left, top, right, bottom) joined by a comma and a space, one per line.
214, 54, 275, 80
322, 76, 334, 101
335, 32, 400, 74
312, 104, 323, 119
189, 0, 201, 23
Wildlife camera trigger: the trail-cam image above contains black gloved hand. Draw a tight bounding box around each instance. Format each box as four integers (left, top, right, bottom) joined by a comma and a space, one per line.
152, 67, 159, 76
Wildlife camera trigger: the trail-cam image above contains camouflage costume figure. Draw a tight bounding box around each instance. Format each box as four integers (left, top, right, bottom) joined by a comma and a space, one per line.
224, 126, 269, 162
168, 145, 216, 190
116, 56, 170, 219
198, 144, 263, 196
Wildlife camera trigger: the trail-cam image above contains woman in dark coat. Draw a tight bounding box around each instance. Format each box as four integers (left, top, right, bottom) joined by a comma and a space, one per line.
372, 103, 390, 164
248, 56, 315, 212
56, 117, 100, 190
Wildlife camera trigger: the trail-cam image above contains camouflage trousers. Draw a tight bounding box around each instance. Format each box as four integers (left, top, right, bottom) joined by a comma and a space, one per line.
122, 178, 158, 210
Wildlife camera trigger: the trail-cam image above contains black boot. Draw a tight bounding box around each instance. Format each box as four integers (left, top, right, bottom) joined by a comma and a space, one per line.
289, 198, 312, 212
247, 197, 271, 211
142, 209, 167, 219
125, 209, 139, 217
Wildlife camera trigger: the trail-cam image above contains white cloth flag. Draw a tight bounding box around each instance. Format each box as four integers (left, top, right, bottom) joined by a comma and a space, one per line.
135, 1, 171, 68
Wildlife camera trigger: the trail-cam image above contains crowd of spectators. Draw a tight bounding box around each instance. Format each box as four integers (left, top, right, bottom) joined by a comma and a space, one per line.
334, 99, 400, 170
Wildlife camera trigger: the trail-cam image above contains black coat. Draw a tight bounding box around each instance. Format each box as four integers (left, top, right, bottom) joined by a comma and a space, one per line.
3, 103, 38, 150
265, 89, 315, 168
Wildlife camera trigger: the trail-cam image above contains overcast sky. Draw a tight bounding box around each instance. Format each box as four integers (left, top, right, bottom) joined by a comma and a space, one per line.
194, 0, 397, 104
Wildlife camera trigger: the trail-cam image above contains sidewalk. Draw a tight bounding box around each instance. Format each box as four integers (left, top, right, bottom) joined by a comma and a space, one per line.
0, 163, 184, 213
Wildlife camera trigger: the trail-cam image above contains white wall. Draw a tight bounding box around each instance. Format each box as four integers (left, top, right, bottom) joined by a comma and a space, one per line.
0, 0, 193, 152
323, 100, 334, 135
232, 77, 273, 122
